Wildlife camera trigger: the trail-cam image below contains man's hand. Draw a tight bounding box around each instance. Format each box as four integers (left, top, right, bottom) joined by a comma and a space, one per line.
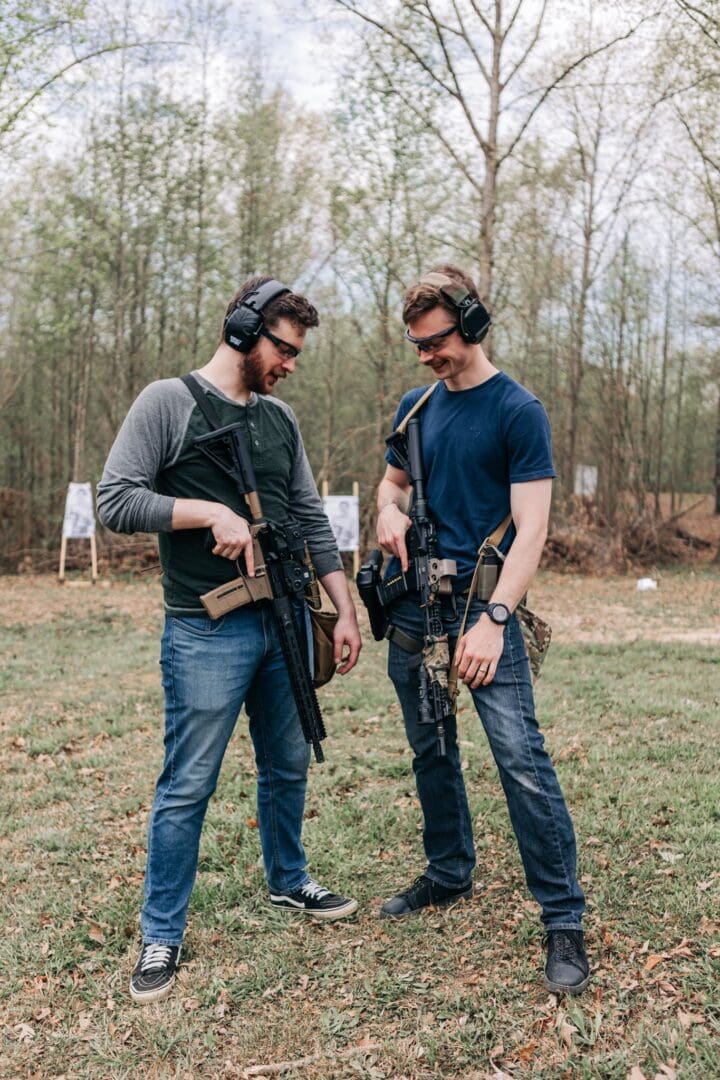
207, 505, 255, 574
376, 502, 412, 572
454, 614, 505, 688
333, 611, 362, 675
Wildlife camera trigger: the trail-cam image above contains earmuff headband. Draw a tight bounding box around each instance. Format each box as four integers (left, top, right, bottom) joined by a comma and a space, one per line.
224, 278, 291, 353
417, 272, 492, 345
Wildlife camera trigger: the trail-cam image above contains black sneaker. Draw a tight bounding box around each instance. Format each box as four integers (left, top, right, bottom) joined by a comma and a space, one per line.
543, 929, 590, 995
130, 943, 181, 1004
269, 878, 359, 920
380, 874, 472, 919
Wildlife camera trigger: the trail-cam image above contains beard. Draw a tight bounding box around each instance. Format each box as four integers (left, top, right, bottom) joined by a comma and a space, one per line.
240, 345, 268, 395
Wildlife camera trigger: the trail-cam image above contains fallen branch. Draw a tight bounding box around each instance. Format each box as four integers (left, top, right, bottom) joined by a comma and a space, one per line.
665, 495, 709, 525
241, 1040, 382, 1078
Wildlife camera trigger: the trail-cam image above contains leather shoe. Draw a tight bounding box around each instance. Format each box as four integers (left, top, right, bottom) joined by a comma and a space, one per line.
380, 874, 472, 919
543, 928, 590, 995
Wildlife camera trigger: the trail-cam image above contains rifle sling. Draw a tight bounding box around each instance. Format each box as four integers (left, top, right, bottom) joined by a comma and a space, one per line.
394, 382, 438, 435
447, 513, 513, 702
180, 373, 224, 431
181, 373, 260, 514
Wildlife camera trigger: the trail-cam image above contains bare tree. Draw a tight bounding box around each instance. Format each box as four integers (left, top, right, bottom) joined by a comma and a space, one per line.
0, 0, 178, 153
662, 10, 720, 513
331, 0, 654, 349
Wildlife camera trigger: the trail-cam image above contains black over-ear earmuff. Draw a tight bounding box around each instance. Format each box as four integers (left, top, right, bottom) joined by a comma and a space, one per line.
223, 279, 291, 353
420, 272, 491, 344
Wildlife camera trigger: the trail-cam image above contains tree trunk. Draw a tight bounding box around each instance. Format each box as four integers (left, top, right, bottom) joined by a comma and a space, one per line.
714, 383, 720, 514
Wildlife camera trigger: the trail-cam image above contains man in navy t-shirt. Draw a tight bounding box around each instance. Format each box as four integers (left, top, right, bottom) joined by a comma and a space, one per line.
376, 264, 589, 995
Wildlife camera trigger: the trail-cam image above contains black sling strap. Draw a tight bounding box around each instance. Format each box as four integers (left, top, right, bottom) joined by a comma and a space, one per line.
180, 372, 224, 431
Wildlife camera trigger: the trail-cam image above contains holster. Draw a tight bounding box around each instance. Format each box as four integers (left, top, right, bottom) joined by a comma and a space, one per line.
474, 549, 502, 601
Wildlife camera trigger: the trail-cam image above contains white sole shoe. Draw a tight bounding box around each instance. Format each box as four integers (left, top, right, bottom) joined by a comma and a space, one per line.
269, 895, 359, 920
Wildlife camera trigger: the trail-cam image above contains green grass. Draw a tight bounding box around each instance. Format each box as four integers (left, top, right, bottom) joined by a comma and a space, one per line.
0, 576, 718, 1078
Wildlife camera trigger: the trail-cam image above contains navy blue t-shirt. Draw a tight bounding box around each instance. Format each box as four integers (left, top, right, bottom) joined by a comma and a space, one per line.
384, 372, 556, 590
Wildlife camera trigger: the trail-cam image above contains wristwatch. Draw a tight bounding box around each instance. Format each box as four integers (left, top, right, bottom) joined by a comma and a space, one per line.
485, 602, 511, 626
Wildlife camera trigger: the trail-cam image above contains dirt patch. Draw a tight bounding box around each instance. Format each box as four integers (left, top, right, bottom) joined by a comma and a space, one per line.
530, 570, 720, 645
0, 574, 163, 630
2, 569, 718, 646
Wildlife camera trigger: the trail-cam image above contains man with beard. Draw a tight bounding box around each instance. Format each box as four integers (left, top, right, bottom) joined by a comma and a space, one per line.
97, 277, 361, 1004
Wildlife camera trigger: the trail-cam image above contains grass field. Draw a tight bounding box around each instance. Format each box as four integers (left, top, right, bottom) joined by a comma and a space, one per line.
1, 571, 718, 1079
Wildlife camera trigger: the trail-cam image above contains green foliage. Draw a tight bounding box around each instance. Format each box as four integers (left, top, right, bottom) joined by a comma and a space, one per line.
0, 2, 718, 567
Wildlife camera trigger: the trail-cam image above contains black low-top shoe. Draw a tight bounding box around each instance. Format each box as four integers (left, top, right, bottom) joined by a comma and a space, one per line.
543, 929, 590, 995
380, 874, 473, 919
270, 878, 359, 920
130, 943, 181, 1004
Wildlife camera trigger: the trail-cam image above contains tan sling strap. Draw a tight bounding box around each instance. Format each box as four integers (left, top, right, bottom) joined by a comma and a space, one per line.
447, 513, 512, 704
394, 382, 438, 435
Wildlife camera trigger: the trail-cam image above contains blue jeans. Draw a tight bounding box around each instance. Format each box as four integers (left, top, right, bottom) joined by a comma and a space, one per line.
388, 594, 585, 930
141, 604, 312, 946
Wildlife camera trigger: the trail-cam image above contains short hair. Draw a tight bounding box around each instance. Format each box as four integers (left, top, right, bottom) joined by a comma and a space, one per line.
221, 275, 319, 343
402, 263, 479, 325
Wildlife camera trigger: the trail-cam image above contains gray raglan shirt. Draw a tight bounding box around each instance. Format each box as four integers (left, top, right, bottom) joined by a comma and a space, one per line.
97, 373, 342, 613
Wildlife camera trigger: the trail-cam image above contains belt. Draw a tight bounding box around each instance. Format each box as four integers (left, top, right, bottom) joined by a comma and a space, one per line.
385, 624, 422, 654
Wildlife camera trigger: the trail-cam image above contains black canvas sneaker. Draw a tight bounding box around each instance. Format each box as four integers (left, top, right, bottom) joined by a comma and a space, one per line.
130, 943, 181, 1004
380, 874, 473, 919
269, 878, 358, 920
543, 929, 590, 995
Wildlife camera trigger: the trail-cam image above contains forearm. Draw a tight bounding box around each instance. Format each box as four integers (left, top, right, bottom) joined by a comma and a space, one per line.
318, 568, 362, 674
377, 477, 410, 514
171, 499, 255, 565
319, 568, 357, 619
171, 498, 235, 531
490, 524, 547, 611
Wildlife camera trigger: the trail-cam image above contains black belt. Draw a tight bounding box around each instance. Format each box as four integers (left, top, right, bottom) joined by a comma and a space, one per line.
385, 624, 422, 654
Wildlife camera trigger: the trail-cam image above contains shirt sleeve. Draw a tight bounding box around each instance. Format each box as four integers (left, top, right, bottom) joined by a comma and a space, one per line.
96, 382, 188, 534
384, 388, 427, 469
504, 400, 557, 483
286, 414, 343, 578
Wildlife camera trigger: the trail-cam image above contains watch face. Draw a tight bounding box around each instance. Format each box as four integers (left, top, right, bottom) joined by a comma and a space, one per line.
489, 603, 510, 624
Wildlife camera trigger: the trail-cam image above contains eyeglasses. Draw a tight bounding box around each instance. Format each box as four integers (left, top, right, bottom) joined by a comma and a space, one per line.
261, 327, 302, 360
405, 324, 458, 354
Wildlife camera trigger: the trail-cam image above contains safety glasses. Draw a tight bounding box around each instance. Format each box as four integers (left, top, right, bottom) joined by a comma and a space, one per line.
261, 327, 302, 360
405, 324, 458, 354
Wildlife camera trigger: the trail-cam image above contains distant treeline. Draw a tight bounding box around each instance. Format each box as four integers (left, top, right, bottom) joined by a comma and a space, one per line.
1, 1, 718, 569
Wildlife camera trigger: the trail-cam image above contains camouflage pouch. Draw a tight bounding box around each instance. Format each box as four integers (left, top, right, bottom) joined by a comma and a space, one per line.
516, 601, 552, 682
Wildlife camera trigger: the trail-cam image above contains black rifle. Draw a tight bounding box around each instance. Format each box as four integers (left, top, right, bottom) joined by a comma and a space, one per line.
358, 416, 456, 756
193, 421, 327, 763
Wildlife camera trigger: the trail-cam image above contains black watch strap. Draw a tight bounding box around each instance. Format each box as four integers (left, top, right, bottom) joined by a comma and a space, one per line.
486, 602, 511, 625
